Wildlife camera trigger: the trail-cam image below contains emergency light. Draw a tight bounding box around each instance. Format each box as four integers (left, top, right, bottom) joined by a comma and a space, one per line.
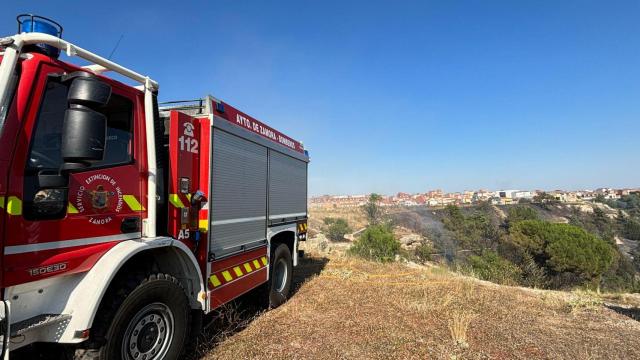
17, 14, 63, 58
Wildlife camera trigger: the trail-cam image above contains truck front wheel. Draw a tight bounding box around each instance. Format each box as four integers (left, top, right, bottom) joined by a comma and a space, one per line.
267, 243, 293, 308
75, 273, 191, 360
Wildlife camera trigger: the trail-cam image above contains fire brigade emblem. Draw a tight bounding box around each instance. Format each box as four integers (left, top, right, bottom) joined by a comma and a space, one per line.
90, 185, 112, 210
73, 173, 124, 225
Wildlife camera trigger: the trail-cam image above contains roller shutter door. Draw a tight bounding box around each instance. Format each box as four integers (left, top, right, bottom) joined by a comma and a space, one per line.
268, 150, 307, 223
210, 129, 268, 258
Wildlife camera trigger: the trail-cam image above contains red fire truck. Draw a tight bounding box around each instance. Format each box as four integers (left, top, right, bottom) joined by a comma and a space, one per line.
0, 15, 309, 359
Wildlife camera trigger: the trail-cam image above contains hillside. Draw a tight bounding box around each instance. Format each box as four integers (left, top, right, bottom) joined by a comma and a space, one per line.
198, 200, 640, 359
204, 249, 640, 359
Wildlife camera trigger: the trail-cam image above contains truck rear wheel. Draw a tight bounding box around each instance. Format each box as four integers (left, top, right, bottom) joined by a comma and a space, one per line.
267, 243, 293, 308
75, 273, 190, 360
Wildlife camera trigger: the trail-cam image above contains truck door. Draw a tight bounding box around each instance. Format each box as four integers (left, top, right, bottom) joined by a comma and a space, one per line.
3, 63, 146, 288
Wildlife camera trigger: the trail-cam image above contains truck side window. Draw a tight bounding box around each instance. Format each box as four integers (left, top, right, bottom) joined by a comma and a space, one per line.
27, 80, 134, 171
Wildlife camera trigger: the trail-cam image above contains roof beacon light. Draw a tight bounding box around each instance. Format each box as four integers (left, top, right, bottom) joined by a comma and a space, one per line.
17, 14, 64, 58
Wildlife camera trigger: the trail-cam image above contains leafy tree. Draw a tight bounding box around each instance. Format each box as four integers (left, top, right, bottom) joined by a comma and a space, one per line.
600, 250, 640, 293
506, 205, 539, 225
532, 192, 559, 210
476, 200, 494, 214
323, 217, 352, 241
632, 246, 640, 273
591, 207, 616, 244
362, 193, 384, 226
509, 220, 614, 283
598, 193, 640, 218
519, 252, 548, 288
594, 194, 608, 204
623, 194, 640, 217
349, 224, 399, 262
442, 205, 464, 230
442, 205, 499, 249
545, 230, 613, 278
569, 207, 616, 244
623, 218, 640, 240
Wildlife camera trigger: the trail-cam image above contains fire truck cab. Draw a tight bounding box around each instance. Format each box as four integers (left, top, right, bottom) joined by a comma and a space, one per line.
0, 15, 308, 359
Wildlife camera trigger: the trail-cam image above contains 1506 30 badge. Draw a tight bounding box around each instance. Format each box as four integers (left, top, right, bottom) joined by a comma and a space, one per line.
73, 173, 124, 225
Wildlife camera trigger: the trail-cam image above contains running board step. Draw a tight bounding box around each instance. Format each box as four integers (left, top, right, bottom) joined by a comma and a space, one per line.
11, 314, 71, 337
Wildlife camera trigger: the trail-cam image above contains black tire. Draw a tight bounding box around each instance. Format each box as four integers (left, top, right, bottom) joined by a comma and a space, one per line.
267, 244, 293, 308
75, 273, 191, 360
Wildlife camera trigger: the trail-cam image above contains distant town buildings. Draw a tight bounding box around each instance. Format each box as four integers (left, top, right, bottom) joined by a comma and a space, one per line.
309, 187, 640, 208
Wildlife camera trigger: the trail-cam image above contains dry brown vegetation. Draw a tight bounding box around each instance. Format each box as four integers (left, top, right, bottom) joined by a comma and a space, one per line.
204, 250, 640, 360
309, 207, 368, 233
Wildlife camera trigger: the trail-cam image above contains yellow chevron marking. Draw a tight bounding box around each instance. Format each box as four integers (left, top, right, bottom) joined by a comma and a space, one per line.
168, 194, 185, 208
67, 203, 79, 214
253, 259, 261, 269
6, 196, 22, 215
233, 266, 243, 277
210, 275, 221, 287
123, 195, 145, 211
199, 219, 209, 231
222, 270, 233, 282
243, 263, 253, 273
261, 256, 268, 266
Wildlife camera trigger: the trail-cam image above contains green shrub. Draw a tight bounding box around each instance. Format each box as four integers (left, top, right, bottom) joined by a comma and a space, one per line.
533, 192, 559, 209
466, 250, 522, 285
414, 242, 433, 263
349, 224, 399, 262
362, 193, 384, 225
509, 220, 615, 283
600, 252, 640, 293
323, 217, 352, 241
442, 205, 499, 249
509, 220, 548, 255
623, 218, 640, 240
519, 252, 548, 288
507, 205, 539, 225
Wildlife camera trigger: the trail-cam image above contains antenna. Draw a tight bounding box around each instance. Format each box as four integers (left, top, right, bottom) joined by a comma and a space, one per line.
108, 34, 124, 60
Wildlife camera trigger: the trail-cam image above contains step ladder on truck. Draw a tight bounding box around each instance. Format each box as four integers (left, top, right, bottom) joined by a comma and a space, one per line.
0, 14, 309, 359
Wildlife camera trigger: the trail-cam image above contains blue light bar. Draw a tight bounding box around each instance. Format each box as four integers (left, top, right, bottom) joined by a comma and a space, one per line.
17, 14, 64, 58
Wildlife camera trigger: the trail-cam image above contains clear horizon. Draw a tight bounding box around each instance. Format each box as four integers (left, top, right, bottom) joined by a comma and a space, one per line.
311, 185, 638, 198
4, 1, 639, 196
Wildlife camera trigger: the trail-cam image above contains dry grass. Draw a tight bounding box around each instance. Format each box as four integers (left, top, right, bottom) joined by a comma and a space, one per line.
203, 252, 640, 360
448, 309, 477, 348
309, 207, 368, 233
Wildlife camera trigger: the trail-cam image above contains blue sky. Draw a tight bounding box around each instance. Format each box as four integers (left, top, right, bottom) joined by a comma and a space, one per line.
3, 1, 639, 196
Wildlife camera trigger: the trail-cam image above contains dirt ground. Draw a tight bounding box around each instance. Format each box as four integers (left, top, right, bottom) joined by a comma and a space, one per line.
203, 251, 640, 360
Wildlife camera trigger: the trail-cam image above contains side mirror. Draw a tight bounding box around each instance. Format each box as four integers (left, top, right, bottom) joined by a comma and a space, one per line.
66, 74, 111, 107
61, 107, 107, 164
60, 74, 111, 167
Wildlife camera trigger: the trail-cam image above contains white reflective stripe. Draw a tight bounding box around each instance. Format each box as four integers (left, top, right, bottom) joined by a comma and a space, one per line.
268, 212, 307, 220
211, 216, 266, 226
4, 233, 141, 255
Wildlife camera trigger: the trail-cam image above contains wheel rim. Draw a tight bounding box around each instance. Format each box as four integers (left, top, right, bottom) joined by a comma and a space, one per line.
122, 302, 174, 360
274, 258, 288, 293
